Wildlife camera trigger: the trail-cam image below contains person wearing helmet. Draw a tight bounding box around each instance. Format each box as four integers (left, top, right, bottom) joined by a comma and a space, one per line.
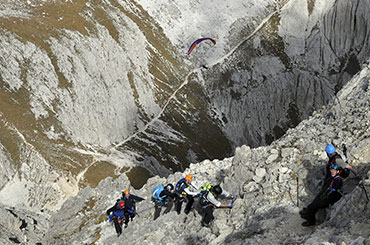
153, 183, 177, 220
175, 174, 200, 215
299, 163, 344, 226
325, 144, 357, 181
106, 200, 126, 237
121, 189, 145, 228
198, 184, 236, 228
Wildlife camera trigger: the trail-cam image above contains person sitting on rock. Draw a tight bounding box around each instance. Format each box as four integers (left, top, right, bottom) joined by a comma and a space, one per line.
152, 183, 177, 220
198, 184, 236, 228
121, 189, 145, 227
175, 174, 200, 215
106, 200, 126, 237
324, 144, 358, 182
299, 163, 344, 226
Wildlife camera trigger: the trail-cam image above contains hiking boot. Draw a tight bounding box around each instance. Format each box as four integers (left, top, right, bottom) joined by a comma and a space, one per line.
184, 209, 190, 215
301, 221, 315, 227
299, 208, 308, 216
201, 221, 210, 228
124, 224, 128, 228
300, 213, 310, 220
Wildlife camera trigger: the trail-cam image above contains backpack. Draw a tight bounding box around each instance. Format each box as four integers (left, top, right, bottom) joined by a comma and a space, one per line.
116, 199, 125, 209
175, 178, 187, 193
152, 185, 165, 201
112, 199, 125, 219
339, 168, 350, 179
199, 190, 210, 207
198, 183, 213, 207
200, 183, 213, 192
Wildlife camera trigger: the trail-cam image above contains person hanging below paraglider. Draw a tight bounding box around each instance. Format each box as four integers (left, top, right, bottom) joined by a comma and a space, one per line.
121, 189, 145, 228
175, 174, 200, 215
106, 200, 126, 237
187, 38, 216, 55
299, 163, 344, 226
198, 183, 236, 228
152, 183, 177, 220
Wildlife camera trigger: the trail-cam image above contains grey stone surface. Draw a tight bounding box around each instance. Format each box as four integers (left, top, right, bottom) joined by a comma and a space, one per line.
0, 0, 370, 244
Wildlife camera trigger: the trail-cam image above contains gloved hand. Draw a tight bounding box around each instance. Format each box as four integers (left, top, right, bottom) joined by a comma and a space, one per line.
231, 194, 237, 199
108, 215, 112, 222
229, 202, 234, 208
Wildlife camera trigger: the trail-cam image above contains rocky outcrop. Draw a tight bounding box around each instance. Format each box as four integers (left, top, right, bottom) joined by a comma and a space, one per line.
2, 0, 370, 197
1, 60, 367, 244
201, 0, 370, 149
0, 204, 48, 245
0, 1, 369, 243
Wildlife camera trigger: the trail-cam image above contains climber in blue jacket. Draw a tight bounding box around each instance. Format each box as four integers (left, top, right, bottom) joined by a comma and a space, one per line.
106, 200, 126, 237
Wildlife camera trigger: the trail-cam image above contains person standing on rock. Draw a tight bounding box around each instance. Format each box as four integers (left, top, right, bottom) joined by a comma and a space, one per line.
299, 163, 344, 226
175, 174, 200, 215
152, 183, 177, 220
106, 200, 126, 237
198, 184, 235, 228
122, 189, 145, 227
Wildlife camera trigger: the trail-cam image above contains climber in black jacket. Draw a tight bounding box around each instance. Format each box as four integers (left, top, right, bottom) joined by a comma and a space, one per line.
299, 163, 344, 226
121, 189, 145, 227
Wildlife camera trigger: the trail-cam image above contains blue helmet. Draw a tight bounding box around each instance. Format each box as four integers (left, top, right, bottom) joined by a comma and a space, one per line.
325, 144, 336, 154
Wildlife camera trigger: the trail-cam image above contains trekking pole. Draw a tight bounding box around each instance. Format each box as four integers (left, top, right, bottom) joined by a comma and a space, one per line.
290, 173, 299, 207
359, 179, 369, 202
342, 144, 348, 162
296, 176, 299, 207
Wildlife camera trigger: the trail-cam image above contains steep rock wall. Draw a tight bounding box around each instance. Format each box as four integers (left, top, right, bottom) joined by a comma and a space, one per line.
29, 60, 370, 244
200, 0, 370, 148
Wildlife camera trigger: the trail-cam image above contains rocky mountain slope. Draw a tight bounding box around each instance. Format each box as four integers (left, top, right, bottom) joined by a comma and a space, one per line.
1, 0, 370, 243
1, 0, 369, 214
1, 60, 369, 244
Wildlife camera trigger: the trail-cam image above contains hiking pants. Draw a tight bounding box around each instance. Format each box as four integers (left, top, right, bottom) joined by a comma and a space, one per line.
202, 205, 215, 225
175, 195, 194, 214
304, 195, 340, 223
154, 198, 173, 220
124, 211, 135, 225
112, 216, 123, 235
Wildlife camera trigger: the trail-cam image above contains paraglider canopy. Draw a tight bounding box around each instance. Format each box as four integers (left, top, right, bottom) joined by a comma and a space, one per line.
187, 38, 216, 55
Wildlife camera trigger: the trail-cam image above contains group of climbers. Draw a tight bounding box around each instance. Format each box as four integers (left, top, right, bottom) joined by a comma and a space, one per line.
299, 144, 359, 226
106, 174, 236, 236
107, 143, 360, 236
152, 174, 236, 227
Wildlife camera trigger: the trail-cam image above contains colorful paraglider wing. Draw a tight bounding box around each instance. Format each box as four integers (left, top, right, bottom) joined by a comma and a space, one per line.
187, 38, 216, 55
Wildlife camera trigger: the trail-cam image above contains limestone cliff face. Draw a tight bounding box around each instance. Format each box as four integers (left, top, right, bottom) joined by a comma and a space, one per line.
0, 0, 370, 243
201, 0, 370, 148
1, 61, 368, 245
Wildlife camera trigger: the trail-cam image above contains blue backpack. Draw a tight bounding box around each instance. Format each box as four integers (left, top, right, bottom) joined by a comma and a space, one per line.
175, 178, 187, 193
110, 199, 125, 220
152, 185, 165, 201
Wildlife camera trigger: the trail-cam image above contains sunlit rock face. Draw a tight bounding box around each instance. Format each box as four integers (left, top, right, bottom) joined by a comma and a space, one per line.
199, 0, 369, 148
0, 0, 369, 212
3, 58, 368, 245
0, 0, 370, 243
